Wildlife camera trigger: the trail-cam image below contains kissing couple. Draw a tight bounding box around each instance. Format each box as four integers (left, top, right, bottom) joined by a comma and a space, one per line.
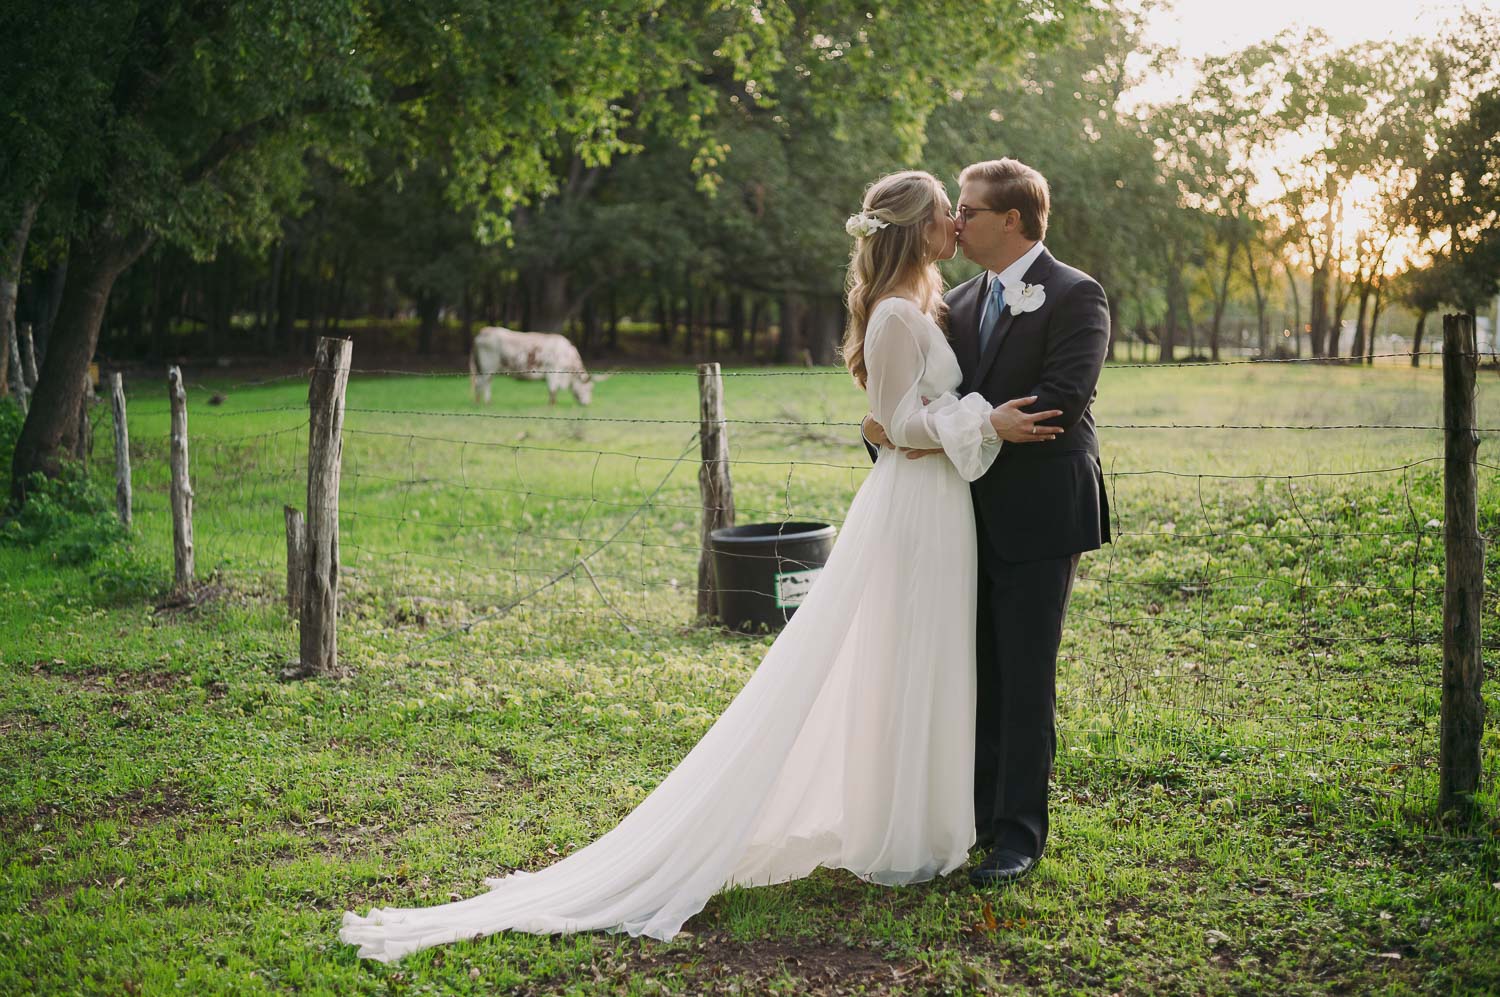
342, 157, 1111, 962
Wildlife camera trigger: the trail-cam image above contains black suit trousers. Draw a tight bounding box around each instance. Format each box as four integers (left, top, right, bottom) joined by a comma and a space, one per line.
973, 521, 1080, 858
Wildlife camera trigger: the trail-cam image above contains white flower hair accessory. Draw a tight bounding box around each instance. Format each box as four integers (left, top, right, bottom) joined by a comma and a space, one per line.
844, 212, 891, 238
1008, 281, 1046, 315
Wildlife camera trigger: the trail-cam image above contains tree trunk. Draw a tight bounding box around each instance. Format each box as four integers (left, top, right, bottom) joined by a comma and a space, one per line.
416, 292, 440, 355
748, 298, 765, 359
276, 243, 300, 352
1160, 268, 1180, 363
805, 296, 840, 365
529, 270, 571, 332
1411, 310, 1428, 367
1350, 283, 1371, 363
1244, 243, 1267, 356
1286, 264, 1303, 357
150, 254, 172, 359
775, 294, 804, 364
208, 253, 235, 356
580, 294, 598, 358
655, 292, 671, 346
729, 293, 746, 354
302, 257, 327, 356
1209, 234, 1237, 361
458, 280, 473, 348
326, 254, 349, 337
1, 200, 39, 400
263, 240, 284, 352
1308, 259, 1328, 357
11, 229, 151, 503
35, 257, 69, 360
1367, 274, 1384, 365
1331, 271, 1354, 358
682, 283, 697, 354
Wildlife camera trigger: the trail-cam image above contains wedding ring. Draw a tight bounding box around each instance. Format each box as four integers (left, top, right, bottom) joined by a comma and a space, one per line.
1030, 426, 1036, 435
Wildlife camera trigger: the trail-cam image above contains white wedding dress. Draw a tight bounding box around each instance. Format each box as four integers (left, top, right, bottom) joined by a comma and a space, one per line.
341, 297, 1001, 961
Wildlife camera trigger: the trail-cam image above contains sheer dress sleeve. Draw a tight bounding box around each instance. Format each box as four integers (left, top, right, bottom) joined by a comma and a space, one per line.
864, 300, 1001, 482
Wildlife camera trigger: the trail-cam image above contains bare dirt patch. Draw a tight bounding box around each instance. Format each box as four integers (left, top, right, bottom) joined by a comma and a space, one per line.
151, 579, 235, 619
34, 660, 183, 695
598, 933, 927, 995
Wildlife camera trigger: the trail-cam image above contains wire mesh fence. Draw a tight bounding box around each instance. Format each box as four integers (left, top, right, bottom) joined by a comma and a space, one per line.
86, 347, 1500, 817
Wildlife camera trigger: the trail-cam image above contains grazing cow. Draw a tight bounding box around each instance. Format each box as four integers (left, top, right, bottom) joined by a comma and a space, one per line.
468, 327, 608, 405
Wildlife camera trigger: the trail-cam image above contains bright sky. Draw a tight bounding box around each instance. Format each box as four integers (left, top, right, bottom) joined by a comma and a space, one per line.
1124, 0, 1484, 276
1127, 0, 1480, 107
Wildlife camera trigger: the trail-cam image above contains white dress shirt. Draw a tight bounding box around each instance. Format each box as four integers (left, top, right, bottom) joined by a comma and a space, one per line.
979, 240, 1047, 332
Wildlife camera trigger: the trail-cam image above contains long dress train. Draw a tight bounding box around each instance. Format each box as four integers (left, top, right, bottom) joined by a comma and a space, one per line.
341, 297, 999, 961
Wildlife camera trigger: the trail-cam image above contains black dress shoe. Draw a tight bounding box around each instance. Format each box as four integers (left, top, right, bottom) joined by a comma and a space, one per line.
968, 846, 1042, 887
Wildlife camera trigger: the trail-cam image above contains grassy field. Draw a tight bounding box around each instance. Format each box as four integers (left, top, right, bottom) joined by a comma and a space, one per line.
3, 357, 1499, 995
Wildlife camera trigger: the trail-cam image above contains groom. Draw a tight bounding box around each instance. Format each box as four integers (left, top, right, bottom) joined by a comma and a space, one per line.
863, 158, 1110, 886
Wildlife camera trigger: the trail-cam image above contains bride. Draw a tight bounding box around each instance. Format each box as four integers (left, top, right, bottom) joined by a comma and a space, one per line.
342, 170, 1056, 962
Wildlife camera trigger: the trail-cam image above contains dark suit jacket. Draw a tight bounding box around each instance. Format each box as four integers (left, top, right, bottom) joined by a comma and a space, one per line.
864, 248, 1110, 562
951, 248, 1111, 562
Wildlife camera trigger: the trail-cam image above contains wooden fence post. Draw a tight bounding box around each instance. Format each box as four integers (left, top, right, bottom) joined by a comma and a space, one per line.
167, 366, 194, 592
284, 505, 305, 618
6, 317, 26, 412
71, 369, 93, 463
19, 322, 38, 388
1440, 313, 1485, 811
109, 373, 131, 527
298, 337, 352, 674
697, 362, 735, 620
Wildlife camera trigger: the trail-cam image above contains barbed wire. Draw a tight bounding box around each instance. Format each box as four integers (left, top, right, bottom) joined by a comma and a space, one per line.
73, 362, 1499, 809
139, 402, 1500, 435
126, 349, 1477, 397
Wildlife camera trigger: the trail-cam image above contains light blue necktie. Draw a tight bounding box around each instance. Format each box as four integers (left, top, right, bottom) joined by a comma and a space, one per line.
978, 276, 1006, 356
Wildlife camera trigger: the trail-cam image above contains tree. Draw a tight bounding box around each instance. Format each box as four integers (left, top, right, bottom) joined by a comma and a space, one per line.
7, 0, 788, 502
1229, 32, 1396, 357
926, 3, 1169, 357
1405, 12, 1500, 313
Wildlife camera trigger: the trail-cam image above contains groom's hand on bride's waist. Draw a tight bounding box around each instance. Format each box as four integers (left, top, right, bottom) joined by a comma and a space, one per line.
862, 414, 895, 449
989, 396, 1064, 444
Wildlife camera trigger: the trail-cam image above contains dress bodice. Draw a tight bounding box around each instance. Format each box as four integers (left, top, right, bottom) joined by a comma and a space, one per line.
864, 297, 999, 482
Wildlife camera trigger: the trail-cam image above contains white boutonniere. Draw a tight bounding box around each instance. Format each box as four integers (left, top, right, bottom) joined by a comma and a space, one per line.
844, 212, 891, 238
1008, 281, 1045, 315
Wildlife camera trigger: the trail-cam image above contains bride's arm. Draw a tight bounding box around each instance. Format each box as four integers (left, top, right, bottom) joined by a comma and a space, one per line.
864, 306, 943, 451
866, 303, 1002, 481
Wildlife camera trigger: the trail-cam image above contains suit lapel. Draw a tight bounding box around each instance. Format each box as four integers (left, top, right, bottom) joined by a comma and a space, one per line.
971, 248, 1057, 388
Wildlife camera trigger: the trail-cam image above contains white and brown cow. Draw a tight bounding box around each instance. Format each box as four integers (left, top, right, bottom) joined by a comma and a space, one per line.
468, 327, 608, 406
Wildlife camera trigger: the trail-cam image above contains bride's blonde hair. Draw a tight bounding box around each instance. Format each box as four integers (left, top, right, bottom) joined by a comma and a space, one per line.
842, 170, 948, 388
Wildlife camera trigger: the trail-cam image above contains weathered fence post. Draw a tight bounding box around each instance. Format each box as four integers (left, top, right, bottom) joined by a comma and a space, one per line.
697, 362, 735, 620
71, 369, 93, 463
299, 337, 352, 674
109, 373, 131, 527
19, 322, 38, 388
6, 317, 26, 412
284, 505, 306, 618
1440, 313, 1485, 812
167, 366, 195, 592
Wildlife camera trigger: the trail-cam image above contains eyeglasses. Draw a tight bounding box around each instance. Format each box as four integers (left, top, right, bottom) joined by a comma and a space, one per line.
953, 205, 1011, 222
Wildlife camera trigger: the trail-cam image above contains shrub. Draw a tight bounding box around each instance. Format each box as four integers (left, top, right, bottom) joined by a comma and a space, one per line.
0, 403, 159, 602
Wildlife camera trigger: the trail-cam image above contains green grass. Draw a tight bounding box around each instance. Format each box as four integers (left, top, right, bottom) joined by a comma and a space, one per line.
3, 359, 1499, 994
